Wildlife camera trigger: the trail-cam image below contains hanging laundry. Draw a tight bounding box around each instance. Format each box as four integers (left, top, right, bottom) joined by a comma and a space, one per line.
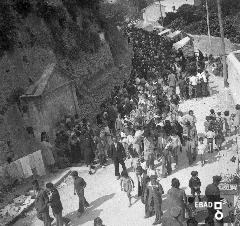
32, 150, 46, 176
19, 156, 33, 178
41, 141, 55, 166
28, 153, 35, 169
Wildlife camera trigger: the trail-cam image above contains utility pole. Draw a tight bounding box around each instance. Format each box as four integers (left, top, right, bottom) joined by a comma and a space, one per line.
159, 0, 163, 26
206, 0, 212, 56
217, 0, 229, 87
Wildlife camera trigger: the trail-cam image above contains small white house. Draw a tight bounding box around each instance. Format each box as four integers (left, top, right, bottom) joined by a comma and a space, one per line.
227, 50, 240, 105
142, 2, 166, 25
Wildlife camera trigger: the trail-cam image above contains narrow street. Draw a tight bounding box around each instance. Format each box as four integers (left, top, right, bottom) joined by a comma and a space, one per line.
14, 75, 238, 226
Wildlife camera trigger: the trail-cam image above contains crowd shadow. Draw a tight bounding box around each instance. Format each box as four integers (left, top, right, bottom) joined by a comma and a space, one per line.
171, 147, 221, 175
64, 193, 115, 226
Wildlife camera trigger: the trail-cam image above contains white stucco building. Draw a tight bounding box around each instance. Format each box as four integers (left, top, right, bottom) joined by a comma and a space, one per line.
142, 2, 166, 25
227, 50, 240, 105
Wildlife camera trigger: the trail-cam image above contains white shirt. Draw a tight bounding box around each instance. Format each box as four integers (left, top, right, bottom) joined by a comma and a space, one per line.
200, 72, 207, 82
189, 76, 198, 86
147, 169, 157, 177
206, 131, 215, 139
198, 143, 207, 155
126, 135, 134, 145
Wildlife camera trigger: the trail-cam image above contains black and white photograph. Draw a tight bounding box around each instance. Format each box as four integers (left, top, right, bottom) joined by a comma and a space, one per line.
0, 0, 240, 225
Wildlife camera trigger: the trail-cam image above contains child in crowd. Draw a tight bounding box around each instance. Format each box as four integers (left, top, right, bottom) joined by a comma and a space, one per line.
120, 170, 135, 207
209, 109, 216, 119
198, 137, 207, 166
94, 217, 105, 226
223, 110, 230, 137
128, 144, 139, 172
136, 162, 143, 196
206, 126, 215, 153
115, 113, 123, 136
189, 171, 201, 200
96, 137, 106, 167
147, 161, 157, 177
215, 116, 224, 151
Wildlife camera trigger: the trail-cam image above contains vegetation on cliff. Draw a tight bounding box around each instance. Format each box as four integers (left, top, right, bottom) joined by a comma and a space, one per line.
0, 0, 138, 112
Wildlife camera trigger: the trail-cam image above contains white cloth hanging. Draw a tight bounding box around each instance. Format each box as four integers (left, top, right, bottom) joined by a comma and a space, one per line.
19, 156, 33, 178
32, 150, 46, 176
14, 159, 24, 178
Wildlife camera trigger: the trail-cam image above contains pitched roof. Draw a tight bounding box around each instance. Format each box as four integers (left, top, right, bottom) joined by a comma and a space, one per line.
173, 37, 191, 50
167, 30, 181, 39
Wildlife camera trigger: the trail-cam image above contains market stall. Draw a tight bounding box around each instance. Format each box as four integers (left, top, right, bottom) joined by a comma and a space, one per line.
167, 30, 182, 42
173, 36, 195, 57
158, 29, 171, 36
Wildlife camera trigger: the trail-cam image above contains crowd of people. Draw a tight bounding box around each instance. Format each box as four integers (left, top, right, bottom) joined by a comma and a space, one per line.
52, 25, 212, 176
32, 23, 240, 226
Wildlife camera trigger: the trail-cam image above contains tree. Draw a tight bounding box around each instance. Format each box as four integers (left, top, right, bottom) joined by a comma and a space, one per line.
0, 1, 17, 56
164, 0, 240, 43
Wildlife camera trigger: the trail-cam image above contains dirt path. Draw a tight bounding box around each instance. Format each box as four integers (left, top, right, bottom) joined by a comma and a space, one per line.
14, 75, 238, 226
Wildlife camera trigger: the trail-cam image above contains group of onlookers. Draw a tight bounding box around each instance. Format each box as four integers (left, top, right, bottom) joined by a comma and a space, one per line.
30, 22, 240, 226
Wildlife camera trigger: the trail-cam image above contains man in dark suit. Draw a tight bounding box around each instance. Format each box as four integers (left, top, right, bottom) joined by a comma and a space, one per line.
205, 175, 222, 225
109, 136, 127, 179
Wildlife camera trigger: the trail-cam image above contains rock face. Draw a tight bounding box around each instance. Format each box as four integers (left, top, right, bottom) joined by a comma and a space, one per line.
0, 1, 132, 162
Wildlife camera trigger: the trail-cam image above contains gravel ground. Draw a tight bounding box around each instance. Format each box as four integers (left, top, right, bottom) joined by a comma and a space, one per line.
14, 75, 238, 226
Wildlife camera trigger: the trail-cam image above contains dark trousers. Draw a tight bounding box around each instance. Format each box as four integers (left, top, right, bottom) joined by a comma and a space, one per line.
202, 82, 208, 97
196, 84, 202, 97
191, 188, 201, 197
189, 85, 197, 98
114, 158, 126, 176
78, 196, 85, 213
99, 154, 106, 165
187, 151, 193, 165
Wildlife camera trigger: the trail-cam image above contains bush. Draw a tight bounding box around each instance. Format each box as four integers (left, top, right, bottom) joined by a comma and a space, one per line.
36, 1, 67, 24
62, 0, 78, 22
13, 0, 33, 18
164, 1, 240, 43
6, 87, 25, 105
76, 0, 100, 11
0, 1, 17, 55
79, 30, 101, 53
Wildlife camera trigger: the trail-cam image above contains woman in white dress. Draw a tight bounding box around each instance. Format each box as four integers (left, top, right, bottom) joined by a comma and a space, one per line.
41, 132, 55, 172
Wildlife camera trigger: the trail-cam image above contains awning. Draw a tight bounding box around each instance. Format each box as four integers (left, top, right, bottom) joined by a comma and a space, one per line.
173, 37, 191, 50
167, 30, 181, 39
158, 29, 171, 36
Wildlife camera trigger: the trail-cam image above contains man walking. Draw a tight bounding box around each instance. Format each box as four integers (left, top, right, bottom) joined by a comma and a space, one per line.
109, 136, 127, 179
205, 175, 222, 225
168, 71, 177, 95
32, 180, 52, 226
46, 182, 70, 226
71, 171, 89, 217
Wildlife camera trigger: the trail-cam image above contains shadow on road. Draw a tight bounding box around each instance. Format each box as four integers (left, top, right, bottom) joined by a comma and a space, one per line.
64, 193, 115, 226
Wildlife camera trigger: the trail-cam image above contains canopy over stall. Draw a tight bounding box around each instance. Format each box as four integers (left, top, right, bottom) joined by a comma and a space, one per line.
173, 37, 191, 50
158, 29, 171, 36
135, 20, 164, 32
167, 30, 181, 39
